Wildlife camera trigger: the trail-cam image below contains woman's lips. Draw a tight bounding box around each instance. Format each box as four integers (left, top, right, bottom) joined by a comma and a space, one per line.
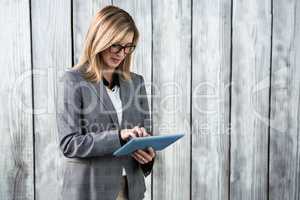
111, 57, 121, 63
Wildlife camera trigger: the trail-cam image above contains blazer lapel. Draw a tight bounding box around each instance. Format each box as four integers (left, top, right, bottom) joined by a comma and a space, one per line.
88, 73, 134, 130
89, 80, 120, 128
119, 74, 134, 129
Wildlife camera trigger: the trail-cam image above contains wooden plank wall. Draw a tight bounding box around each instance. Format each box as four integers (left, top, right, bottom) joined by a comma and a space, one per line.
0, 1, 34, 200
192, 0, 231, 199
152, 1, 191, 200
31, 1, 72, 200
269, 0, 300, 199
230, 0, 271, 199
0, 0, 299, 200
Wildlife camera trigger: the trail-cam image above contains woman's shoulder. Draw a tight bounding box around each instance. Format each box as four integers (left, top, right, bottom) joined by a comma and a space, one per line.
61, 68, 144, 84
61, 67, 84, 82
129, 71, 144, 83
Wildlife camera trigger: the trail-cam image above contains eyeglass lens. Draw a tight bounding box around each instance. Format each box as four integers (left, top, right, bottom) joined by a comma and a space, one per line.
110, 44, 135, 54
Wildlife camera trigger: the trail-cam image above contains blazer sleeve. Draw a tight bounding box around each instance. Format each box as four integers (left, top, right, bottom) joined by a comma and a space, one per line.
56, 71, 122, 158
138, 75, 155, 177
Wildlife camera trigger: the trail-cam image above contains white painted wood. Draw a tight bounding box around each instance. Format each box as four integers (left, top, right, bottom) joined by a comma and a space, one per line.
269, 0, 300, 199
2, 1, 300, 199
0, 0, 34, 200
230, 0, 271, 199
73, 0, 112, 64
30, 1, 72, 200
152, 1, 191, 200
112, 1, 152, 199
192, 0, 231, 199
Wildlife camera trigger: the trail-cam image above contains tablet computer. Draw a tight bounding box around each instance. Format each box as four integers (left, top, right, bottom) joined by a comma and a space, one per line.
113, 133, 185, 156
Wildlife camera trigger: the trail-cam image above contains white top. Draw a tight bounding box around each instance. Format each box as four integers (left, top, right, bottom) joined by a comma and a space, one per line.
105, 85, 126, 176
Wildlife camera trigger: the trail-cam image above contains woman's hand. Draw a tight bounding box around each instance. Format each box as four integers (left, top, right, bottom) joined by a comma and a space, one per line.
131, 147, 156, 164
120, 126, 149, 141
120, 126, 156, 164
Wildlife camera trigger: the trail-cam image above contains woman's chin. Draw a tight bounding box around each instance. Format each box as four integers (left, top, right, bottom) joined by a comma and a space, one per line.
103, 59, 121, 69
108, 62, 120, 68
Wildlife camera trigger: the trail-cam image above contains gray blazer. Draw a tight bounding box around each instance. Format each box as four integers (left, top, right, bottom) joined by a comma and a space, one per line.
56, 68, 155, 200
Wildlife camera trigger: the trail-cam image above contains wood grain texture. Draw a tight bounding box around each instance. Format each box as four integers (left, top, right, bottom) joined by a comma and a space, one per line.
0, 0, 34, 200
230, 0, 272, 199
112, 1, 152, 199
30, 0, 72, 200
3, 1, 300, 200
269, 0, 300, 199
191, 0, 231, 199
73, 0, 112, 64
152, 0, 191, 200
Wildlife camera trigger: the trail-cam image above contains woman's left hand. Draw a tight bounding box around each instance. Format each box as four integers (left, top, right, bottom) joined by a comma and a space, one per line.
131, 147, 156, 164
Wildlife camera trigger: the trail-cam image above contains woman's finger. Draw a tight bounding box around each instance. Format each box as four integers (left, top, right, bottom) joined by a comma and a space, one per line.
134, 151, 146, 162
147, 147, 156, 158
134, 151, 150, 163
132, 152, 145, 164
129, 132, 137, 139
133, 126, 143, 137
131, 153, 138, 160
136, 150, 152, 161
140, 127, 149, 137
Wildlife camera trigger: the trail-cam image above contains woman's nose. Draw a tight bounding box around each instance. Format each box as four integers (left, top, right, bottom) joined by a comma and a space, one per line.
115, 49, 125, 58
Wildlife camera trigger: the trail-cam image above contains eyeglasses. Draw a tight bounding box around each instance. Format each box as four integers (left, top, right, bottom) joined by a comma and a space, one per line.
109, 43, 136, 54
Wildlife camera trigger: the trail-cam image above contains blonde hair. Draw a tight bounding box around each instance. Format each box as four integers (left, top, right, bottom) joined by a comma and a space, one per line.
73, 5, 139, 83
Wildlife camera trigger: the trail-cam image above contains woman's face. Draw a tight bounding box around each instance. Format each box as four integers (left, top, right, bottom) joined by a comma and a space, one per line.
101, 32, 134, 70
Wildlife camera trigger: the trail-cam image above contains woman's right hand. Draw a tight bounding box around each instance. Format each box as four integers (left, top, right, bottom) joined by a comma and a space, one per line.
120, 126, 149, 141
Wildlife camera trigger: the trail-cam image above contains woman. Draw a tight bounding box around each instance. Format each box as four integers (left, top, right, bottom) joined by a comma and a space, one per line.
57, 5, 156, 200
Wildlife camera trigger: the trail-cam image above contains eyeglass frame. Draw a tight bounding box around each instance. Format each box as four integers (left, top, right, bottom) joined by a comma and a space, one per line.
109, 43, 136, 54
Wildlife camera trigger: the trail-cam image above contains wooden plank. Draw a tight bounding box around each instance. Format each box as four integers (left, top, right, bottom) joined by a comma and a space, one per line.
269, 0, 300, 199
30, 0, 72, 200
0, 0, 34, 200
152, 1, 191, 200
191, 0, 231, 199
73, 0, 112, 64
230, 0, 271, 199
112, 1, 152, 200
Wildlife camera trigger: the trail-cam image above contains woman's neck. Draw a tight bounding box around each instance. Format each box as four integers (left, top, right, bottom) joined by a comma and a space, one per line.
103, 73, 112, 84
102, 67, 115, 84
